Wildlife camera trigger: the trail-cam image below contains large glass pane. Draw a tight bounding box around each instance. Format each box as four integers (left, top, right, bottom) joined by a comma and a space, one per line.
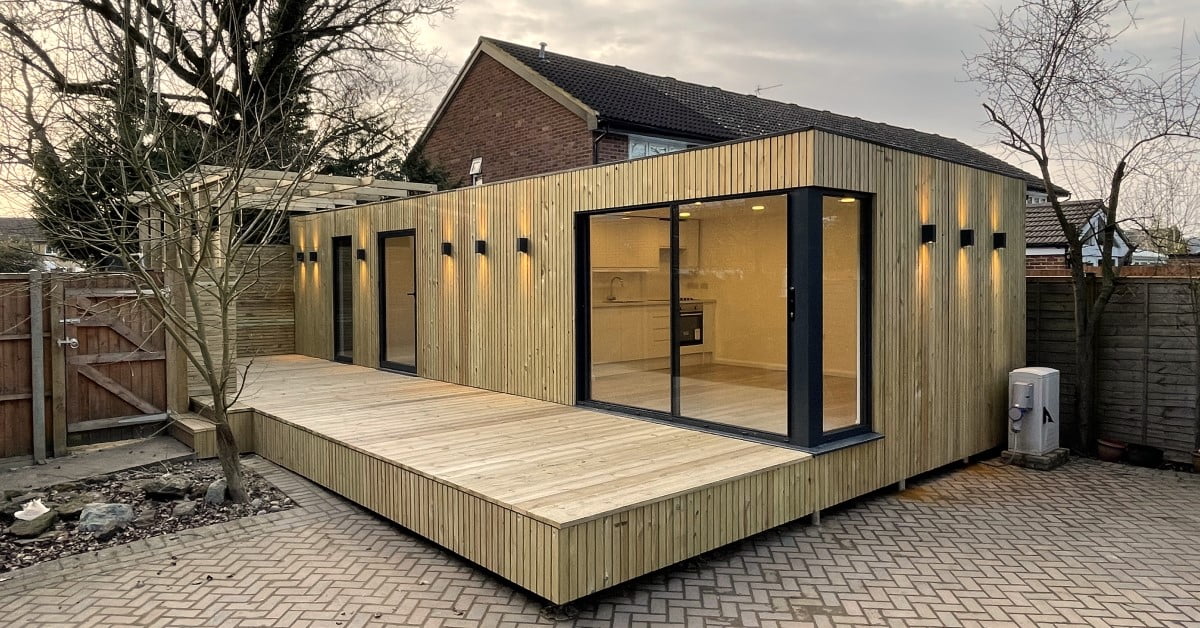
678, 195, 789, 434
333, 237, 353, 362
588, 207, 671, 412
822, 195, 862, 431
381, 234, 417, 371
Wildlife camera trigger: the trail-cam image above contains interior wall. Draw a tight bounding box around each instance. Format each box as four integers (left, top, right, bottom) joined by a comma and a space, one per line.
822, 196, 860, 378
691, 195, 788, 369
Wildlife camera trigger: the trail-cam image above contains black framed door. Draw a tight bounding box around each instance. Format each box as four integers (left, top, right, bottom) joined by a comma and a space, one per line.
332, 236, 354, 363
577, 187, 873, 451
379, 230, 417, 373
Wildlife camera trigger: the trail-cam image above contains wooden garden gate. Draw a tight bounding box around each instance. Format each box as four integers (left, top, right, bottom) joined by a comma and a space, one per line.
58, 277, 167, 435
0, 272, 174, 463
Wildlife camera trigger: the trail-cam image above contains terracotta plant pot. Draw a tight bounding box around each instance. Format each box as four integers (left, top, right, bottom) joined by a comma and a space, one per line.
1097, 438, 1126, 463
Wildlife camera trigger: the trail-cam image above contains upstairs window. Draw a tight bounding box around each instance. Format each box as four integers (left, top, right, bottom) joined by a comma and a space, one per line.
627, 135, 689, 159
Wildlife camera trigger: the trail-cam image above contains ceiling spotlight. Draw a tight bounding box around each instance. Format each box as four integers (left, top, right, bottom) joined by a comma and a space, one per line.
751, 205, 765, 211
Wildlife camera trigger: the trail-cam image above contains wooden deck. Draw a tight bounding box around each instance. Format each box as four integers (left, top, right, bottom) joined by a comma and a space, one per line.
214, 355, 813, 603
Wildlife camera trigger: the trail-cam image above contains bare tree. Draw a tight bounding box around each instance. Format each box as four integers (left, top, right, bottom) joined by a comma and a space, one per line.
0, 0, 455, 499
965, 0, 1200, 452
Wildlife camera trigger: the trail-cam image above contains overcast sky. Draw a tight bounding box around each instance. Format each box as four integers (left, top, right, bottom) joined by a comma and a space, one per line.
1, 0, 1195, 216
414, 0, 1197, 189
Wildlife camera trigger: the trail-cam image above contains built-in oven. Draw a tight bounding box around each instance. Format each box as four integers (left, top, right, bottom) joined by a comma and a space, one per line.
678, 302, 703, 346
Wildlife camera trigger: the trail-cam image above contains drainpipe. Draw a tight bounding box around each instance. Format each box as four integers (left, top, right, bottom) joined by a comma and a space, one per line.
592, 122, 610, 165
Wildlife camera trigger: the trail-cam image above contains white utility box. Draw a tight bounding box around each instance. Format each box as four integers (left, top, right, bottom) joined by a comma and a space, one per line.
1007, 367, 1060, 455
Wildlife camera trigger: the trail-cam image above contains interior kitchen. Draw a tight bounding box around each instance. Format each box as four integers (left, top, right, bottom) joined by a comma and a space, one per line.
586, 192, 863, 437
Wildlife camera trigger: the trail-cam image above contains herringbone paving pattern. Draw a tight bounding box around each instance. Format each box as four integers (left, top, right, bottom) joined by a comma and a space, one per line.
2, 456, 1198, 627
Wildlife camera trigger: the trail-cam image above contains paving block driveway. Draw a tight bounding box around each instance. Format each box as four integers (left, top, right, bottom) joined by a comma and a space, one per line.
2, 456, 1198, 627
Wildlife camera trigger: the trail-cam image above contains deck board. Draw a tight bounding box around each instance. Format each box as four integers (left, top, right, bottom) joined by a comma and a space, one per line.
219, 355, 814, 602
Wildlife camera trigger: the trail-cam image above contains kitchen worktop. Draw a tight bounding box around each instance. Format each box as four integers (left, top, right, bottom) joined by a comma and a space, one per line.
592, 298, 715, 308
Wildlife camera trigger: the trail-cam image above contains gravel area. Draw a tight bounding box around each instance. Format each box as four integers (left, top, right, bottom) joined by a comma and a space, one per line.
1, 459, 293, 573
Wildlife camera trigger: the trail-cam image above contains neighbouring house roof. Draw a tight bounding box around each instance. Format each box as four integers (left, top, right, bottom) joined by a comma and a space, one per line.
0, 216, 46, 242
447, 37, 1051, 192
1026, 200, 1117, 247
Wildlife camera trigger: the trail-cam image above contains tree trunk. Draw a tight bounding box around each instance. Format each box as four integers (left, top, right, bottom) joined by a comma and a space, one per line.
209, 396, 248, 502
1071, 273, 1098, 454
215, 419, 247, 502
1074, 323, 1098, 454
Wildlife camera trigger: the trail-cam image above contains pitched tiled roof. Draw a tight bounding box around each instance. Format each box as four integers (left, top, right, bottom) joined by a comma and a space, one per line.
485, 38, 1049, 191
0, 216, 44, 241
1025, 200, 1105, 246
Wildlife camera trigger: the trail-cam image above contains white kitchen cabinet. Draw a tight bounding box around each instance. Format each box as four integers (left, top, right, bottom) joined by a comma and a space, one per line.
591, 217, 700, 271
678, 220, 700, 270
590, 218, 662, 270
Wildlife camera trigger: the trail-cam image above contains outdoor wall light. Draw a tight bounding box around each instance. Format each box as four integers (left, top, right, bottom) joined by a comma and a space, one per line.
296, 251, 305, 262
960, 229, 976, 248
441, 242, 453, 256
517, 237, 531, 254
993, 232, 1008, 249
475, 239, 488, 255
308, 251, 318, 262
920, 224, 937, 244
356, 248, 367, 261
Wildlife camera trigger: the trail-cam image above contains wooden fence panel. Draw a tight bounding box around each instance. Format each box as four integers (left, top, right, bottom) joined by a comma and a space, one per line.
0, 276, 40, 458
0, 273, 168, 460
233, 244, 295, 358
1027, 277, 1200, 462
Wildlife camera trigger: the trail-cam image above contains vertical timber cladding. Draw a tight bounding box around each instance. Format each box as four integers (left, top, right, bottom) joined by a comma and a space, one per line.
291, 131, 814, 402
290, 128, 1025, 468
806, 132, 1026, 510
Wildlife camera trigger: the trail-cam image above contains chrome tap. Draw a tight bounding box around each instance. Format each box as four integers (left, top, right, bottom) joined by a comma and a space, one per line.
607, 276, 625, 301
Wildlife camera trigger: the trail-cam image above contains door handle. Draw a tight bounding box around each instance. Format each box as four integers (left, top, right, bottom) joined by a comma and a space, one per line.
406, 292, 416, 296
788, 286, 795, 320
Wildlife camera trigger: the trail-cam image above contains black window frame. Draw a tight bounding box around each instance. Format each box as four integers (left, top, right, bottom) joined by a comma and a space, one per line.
574, 186, 877, 453
332, 235, 354, 364
377, 229, 418, 374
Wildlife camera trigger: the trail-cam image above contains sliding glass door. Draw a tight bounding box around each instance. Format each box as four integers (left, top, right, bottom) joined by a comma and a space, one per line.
580, 188, 870, 449
332, 236, 354, 363
379, 231, 417, 373
676, 195, 789, 435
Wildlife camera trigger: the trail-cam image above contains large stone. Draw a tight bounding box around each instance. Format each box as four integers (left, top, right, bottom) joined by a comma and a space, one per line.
78, 503, 135, 539
8, 510, 57, 538
204, 479, 227, 506
57, 492, 104, 520
143, 476, 193, 501
2, 494, 46, 523
3, 489, 26, 500
133, 507, 157, 526
173, 500, 198, 517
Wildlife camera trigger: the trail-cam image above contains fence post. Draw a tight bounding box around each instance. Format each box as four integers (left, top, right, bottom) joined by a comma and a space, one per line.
49, 274, 67, 457
29, 270, 46, 463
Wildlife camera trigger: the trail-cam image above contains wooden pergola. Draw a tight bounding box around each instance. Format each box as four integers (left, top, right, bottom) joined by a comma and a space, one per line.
133, 166, 437, 213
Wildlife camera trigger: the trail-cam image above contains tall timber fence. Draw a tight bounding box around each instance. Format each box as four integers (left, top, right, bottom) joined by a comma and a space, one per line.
1027, 276, 1200, 462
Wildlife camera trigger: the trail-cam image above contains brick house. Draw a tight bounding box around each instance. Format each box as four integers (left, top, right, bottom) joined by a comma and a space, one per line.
419, 37, 1050, 194
1025, 200, 1131, 274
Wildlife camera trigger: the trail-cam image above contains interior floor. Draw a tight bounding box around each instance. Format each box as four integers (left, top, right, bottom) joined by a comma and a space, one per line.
591, 362, 858, 435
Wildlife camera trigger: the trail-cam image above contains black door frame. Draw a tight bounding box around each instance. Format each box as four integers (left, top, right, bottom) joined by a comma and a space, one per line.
574, 186, 876, 452
331, 235, 354, 364
378, 229, 418, 374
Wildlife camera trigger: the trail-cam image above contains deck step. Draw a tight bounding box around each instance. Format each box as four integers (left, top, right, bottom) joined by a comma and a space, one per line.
168, 413, 218, 459
168, 408, 257, 459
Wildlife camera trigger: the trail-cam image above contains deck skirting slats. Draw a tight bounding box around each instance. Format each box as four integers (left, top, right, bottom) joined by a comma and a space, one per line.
229, 358, 816, 603
253, 409, 813, 602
